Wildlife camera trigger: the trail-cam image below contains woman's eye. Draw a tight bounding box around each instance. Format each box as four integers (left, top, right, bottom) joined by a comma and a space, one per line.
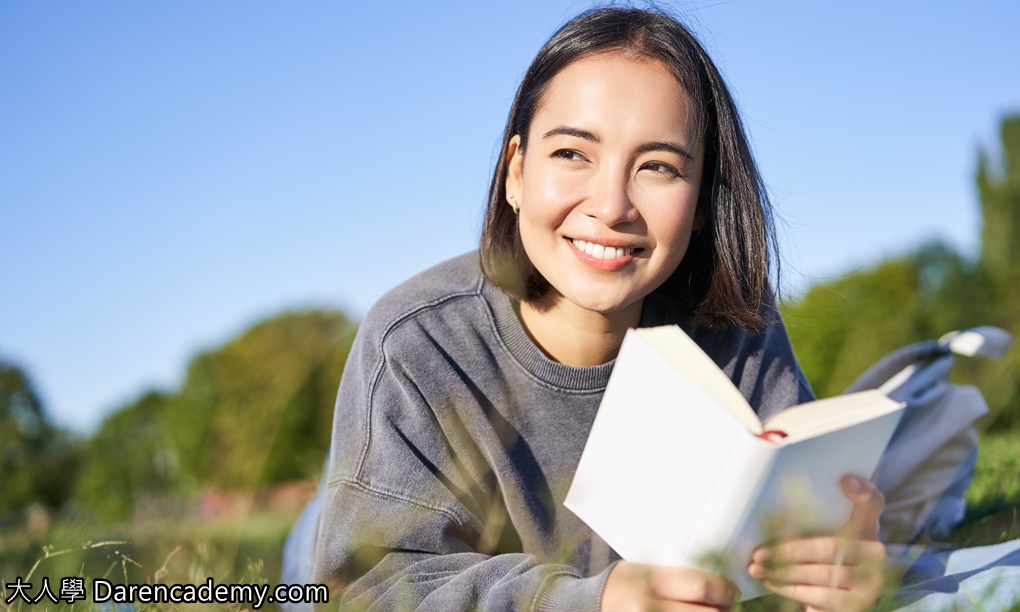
552, 149, 586, 162
641, 161, 681, 177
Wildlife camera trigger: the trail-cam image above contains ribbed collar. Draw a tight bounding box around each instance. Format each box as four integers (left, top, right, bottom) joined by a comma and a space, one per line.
482, 281, 675, 392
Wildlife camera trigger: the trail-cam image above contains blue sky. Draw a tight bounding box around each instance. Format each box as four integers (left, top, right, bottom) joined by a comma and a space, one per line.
2, 1, 1018, 433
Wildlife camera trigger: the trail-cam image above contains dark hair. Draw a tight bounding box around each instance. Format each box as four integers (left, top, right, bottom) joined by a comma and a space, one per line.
479, 6, 779, 333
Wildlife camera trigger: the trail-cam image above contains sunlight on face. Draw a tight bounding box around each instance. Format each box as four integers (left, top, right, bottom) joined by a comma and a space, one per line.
506, 53, 704, 320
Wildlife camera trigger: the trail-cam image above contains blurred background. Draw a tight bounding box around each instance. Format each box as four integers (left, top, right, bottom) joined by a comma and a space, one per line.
2, 0, 1018, 598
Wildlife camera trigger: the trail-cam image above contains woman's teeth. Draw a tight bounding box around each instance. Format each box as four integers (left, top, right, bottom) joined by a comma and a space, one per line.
572, 239, 635, 259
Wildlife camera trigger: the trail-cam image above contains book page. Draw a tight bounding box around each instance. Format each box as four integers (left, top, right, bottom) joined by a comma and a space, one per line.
764, 390, 903, 443
637, 326, 761, 433
725, 409, 902, 599
681, 433, 777, 581
565, 330, 761, 565
739, 410, 900, 538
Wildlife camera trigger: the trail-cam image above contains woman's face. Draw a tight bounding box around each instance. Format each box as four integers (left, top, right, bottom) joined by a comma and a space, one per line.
506, 53, 705, 317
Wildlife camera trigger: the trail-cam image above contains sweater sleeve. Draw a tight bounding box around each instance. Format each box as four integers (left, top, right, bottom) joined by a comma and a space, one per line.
311, 320, 612, 611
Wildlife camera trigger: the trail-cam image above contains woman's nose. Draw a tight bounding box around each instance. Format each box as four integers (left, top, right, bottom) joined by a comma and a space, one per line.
583, 169, 639, 226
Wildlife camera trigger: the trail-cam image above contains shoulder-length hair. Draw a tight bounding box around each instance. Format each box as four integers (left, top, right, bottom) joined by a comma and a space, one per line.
479, 7, 779, 333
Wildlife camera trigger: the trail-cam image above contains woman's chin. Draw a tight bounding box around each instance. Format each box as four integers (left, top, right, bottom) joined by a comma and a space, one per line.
533, 275, 651, 320
563, 292, 644, 319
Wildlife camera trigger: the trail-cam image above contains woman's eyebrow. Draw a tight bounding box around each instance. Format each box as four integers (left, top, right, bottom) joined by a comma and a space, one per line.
542, 126, 600, 143
635, 141, 695, 161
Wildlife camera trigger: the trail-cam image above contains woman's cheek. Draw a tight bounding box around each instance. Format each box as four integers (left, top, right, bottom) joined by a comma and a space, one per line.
541, 174, 587, 209
523, 160, 584, 204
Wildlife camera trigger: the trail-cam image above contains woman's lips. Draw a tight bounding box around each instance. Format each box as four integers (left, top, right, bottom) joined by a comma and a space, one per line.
567, 237, 641, 271
570, 238, 636, 259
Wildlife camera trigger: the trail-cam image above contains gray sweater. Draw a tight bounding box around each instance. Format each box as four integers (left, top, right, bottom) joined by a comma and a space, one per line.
312, 252, 814, 611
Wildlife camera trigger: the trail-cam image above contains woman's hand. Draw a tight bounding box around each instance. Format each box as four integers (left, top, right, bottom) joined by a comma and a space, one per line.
747, 475, 887, 611
601, 560, 739, 611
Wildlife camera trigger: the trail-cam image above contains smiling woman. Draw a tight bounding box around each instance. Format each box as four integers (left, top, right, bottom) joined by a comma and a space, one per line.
505, 55, 705, 366
308, 7, 884, 612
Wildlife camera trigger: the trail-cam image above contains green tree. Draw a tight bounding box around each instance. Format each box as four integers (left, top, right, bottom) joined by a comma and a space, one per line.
977, 116, 1020, 301
0, 360, 78, 515
781, 242, 987, 399
167, 309, 355, 490
73, 308, 355, 517
75, 390, 178, 520
974, 115, 1020, 428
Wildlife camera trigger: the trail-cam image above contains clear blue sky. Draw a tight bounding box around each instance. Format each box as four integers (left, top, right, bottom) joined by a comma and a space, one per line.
2, 1, 1018, 433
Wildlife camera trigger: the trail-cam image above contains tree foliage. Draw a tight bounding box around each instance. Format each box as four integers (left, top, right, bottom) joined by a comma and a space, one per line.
73, 308, 356, 519
0, 361, 78, 516
75, 390, 178, 520
167, 309, 355, 490
978, 116, 1020, 301
973, 115, 1020, 428
781, 243, 987, 398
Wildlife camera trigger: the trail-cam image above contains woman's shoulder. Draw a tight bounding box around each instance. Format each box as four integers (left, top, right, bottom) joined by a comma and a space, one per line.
644, 288, 813, 418
358, 250, 488, 339
688, 313, 815, 419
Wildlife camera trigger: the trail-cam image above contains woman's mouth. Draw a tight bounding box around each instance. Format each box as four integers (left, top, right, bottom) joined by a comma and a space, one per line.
570, 238, 640, 259
567, 238, 642, 271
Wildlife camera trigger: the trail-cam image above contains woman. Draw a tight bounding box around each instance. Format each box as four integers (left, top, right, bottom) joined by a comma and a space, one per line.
311, 7, 886, 611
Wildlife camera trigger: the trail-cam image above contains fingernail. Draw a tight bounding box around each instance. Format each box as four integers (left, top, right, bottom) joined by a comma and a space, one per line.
845, 475, 863, 492
752, 548, 773, 563
747, 563, 765, 579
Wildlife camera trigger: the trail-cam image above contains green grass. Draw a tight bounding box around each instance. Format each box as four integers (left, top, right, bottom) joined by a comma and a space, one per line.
2, 433, 1019, 610
0, 510, 297, 611
951, 432, 1020, 547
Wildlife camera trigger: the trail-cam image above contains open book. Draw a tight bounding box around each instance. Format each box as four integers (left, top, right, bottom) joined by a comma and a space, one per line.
564, 325, 904, 600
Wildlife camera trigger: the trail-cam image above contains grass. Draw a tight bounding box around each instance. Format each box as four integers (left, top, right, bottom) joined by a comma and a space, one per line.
0, 509, 297, 611
2, 432, 1019, 610
950, 432, 1020, 548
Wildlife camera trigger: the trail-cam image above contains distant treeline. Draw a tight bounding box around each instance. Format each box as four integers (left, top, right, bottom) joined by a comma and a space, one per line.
3, 115, 1018, 522
2, 309, 355, 521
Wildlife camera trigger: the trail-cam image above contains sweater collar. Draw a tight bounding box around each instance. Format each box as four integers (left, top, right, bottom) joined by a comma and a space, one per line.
482, 281, 675, 391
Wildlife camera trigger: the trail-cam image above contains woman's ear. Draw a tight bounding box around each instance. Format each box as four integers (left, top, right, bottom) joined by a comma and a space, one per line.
505, 135, 523, 208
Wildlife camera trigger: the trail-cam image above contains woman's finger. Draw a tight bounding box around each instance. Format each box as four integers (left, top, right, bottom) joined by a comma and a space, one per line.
749, 561, 854, 589
752, 537, 885, 566
646, 565, 740, 605
762, 580, 875, 612
748, 557, 886, 591
841, 475, 884, 539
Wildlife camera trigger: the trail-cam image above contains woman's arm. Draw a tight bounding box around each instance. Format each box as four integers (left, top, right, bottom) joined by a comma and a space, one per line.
310, 321, 611, 611
315, 477, 611, 610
